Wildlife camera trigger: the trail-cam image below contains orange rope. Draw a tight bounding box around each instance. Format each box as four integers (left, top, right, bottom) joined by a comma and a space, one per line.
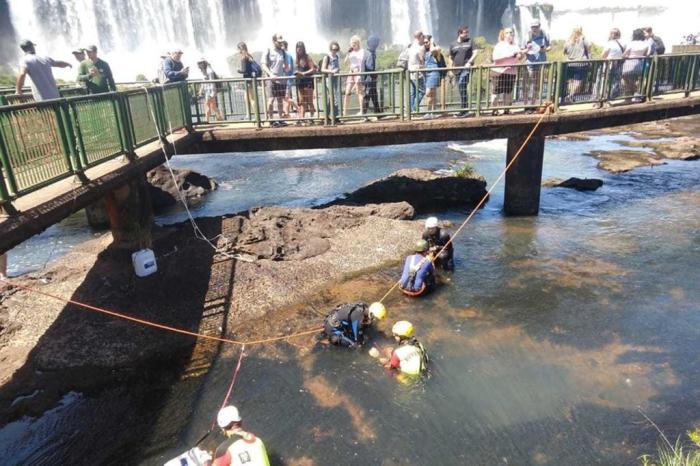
379, 104, 554, 303
2, 279, 321, 346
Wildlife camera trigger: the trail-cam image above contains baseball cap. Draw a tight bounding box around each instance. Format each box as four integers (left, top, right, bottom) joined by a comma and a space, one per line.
71, 49, 84, 55
19, 39, 36, 49
531, 19, 541, 27
84, 45, 98, 52
217, 405, 241, 428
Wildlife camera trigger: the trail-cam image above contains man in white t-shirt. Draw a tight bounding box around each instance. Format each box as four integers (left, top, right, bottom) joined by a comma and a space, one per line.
408, 30, 426, 112
15, 40, 72, 101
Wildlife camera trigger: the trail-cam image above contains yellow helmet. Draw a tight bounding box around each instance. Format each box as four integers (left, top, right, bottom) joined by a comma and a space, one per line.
368, 302, 387, 320
392, 320, 414, 338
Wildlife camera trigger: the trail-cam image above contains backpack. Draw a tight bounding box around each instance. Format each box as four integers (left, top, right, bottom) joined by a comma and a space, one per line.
653, 36, 665, 55
249, 59, 263, 77
396, 46, 410, 70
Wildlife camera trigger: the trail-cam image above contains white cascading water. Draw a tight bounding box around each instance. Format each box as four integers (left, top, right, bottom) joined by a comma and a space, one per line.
252, 0, 326, 52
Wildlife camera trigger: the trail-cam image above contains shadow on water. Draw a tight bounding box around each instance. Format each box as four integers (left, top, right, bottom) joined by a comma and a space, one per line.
0, 217, 244, 464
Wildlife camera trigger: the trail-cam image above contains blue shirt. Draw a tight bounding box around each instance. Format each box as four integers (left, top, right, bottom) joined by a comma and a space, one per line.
163, 57, 187, 83
400, 254, 434, 291
524, 31, 550, 63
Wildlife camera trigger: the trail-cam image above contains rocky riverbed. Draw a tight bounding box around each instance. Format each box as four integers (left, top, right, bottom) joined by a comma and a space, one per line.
0, 168, 486, 423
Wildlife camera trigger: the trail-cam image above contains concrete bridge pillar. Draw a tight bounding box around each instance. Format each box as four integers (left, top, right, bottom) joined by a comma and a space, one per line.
504, 131, 545, 216
104, 175, 154, 249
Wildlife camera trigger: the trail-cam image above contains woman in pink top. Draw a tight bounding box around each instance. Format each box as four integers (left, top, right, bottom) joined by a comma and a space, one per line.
490, 28, 523, 114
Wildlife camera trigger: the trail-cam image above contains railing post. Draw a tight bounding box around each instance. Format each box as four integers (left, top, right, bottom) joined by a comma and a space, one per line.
0, 168, 15, 215
321, 74, 329, 126
398, 69, 405, 121
553, 61, 564, 112
404, 69, 412, 121
475, 66, 483, 117
113, 93, 135, 161
686, 55, 697, 97
251, 76, 262, 129
0, 115, 19, 200
182, 83, 193, 131
645, 55, 657, 102
67, 101, 90, 170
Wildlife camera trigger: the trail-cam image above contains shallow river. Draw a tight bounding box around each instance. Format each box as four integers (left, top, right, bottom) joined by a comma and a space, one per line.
2, 133, 699, 465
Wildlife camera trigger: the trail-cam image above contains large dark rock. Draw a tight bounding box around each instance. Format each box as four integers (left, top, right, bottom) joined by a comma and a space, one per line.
146, 166, 217, 211
323, 168, 488, 213
543, 177, 604, 191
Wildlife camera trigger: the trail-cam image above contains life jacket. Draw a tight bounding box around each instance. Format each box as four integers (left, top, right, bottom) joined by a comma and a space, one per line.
405, 254, 430, 288
228, 433, 271, 466
393, 338, 428, 375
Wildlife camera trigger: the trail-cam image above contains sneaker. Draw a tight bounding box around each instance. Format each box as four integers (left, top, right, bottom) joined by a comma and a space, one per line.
361, 117, 371, 123
421, 113, 432, 120
278, 120, 289, 127
307, 119, 315, 126
454, 111, 467, 118
269, 121, 281, 128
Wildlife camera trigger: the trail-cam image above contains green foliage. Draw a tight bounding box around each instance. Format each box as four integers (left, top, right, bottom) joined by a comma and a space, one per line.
135, 74, 147, 82
451, 163, 476, 178
640, 433, 700, 466
0, 74, 16, 87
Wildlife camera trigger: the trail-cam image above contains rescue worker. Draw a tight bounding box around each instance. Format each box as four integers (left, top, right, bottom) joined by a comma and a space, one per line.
422, 216, 454, 270
399, 240, 435, 294
324, 301, 387, 348
212, 405, 270, 466
383, 321, 428, 375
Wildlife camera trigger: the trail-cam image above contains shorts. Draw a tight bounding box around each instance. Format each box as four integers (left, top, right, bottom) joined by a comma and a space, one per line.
266, 80, 287, 98
494, 73, 516, 94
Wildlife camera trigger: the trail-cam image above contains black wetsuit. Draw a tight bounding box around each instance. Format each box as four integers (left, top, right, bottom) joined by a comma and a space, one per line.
422, 228, 454, 270
324, 302, 370, 347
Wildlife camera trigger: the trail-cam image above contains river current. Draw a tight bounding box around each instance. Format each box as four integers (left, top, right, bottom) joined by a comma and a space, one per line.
1, 132, 699, 465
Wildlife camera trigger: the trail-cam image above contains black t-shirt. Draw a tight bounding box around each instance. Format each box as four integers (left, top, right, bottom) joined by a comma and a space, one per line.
449, 39, 474, 67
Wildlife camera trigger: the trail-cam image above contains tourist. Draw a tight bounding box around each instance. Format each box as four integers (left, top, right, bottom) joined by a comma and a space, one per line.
490, 28, 523, 115
261, 34, 288, 127
155, 52, 168, 84
71, 48, 85, 64
320, 40, 342, 123
563, 26, 592, 103
280, 41, 297, 118
163, 48, 189, 83
522, 19, 551, 112
77, 45, 116, 94
343, 35, 365, 116
408, 30, 426, 112
622, 28, 650, 102
449, 26, 478, 117
399, 239, 435, 295
643, 27, 665, 55
361, 35, 382, 121
324, 302, 386, 348
381, 321, 428, 376
196, 58, 223, 122
422, 217, 454, 270
15, 39, 71, 101
212, 405, 270, 466
601, 28, 626, 104
294, 41, 317, 126
423, 43, 442, 119
237, 42, 259, 118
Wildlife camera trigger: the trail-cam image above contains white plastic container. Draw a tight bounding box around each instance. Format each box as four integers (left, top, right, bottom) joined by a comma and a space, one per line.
164, 446, 211, 466
132, 248, 157, 277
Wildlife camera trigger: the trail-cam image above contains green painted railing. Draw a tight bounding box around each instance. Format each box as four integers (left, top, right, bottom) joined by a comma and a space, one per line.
0, 53, 699, 211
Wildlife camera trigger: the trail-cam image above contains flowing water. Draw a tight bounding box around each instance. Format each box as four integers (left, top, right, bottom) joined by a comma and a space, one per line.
1, 132, 699, 465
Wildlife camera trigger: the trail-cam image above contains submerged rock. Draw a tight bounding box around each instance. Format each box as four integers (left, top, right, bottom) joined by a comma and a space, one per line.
585, 149, 666, 173
146, 166, 218, 211
543, 177, 604, 191
323, 168, 488, 213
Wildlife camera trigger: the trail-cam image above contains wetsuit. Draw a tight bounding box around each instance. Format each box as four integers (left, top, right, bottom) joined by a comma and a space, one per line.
324, 302, 370, 347
389, 338, 428, 375
422, 228, 454, 270
399, 254, 435, 292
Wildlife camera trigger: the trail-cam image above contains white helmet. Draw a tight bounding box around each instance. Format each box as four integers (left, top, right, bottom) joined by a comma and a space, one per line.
217, 405, 241, 428
425, 217, 439, 229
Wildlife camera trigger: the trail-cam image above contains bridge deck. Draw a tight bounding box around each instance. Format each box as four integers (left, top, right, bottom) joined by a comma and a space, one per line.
0, 130, 194, 253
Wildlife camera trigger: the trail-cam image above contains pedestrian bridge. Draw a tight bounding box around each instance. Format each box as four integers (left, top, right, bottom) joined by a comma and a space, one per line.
1, 53, 699, 253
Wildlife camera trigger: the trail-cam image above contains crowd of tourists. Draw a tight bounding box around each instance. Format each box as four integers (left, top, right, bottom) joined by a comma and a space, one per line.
13, 21, 667, 125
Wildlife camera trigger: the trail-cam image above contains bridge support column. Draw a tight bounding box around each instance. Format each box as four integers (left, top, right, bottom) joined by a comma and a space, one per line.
104, 175, 154, 249
504, 131, 545, 216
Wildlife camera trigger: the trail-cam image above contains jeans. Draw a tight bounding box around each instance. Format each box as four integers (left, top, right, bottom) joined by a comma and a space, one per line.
457, 69, 471, 109
325, 75, 341, 120
410, 73, 425, 112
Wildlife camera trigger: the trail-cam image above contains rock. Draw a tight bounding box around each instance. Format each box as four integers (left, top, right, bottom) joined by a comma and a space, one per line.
543, 177, 604, 191
616, 137, 700, 161
146, 166, 218, 212
218, 202, 414, 261
323, 168, 488, 213
585, 150, 665, 173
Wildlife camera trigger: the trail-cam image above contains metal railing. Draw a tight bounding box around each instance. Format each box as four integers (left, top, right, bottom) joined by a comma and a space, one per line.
0, 53, 698, 209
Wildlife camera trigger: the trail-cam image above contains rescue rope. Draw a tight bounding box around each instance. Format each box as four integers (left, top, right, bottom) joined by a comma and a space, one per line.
1, 278, 321, 346
378, 103, 554, 304
211, 345, 246, 431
